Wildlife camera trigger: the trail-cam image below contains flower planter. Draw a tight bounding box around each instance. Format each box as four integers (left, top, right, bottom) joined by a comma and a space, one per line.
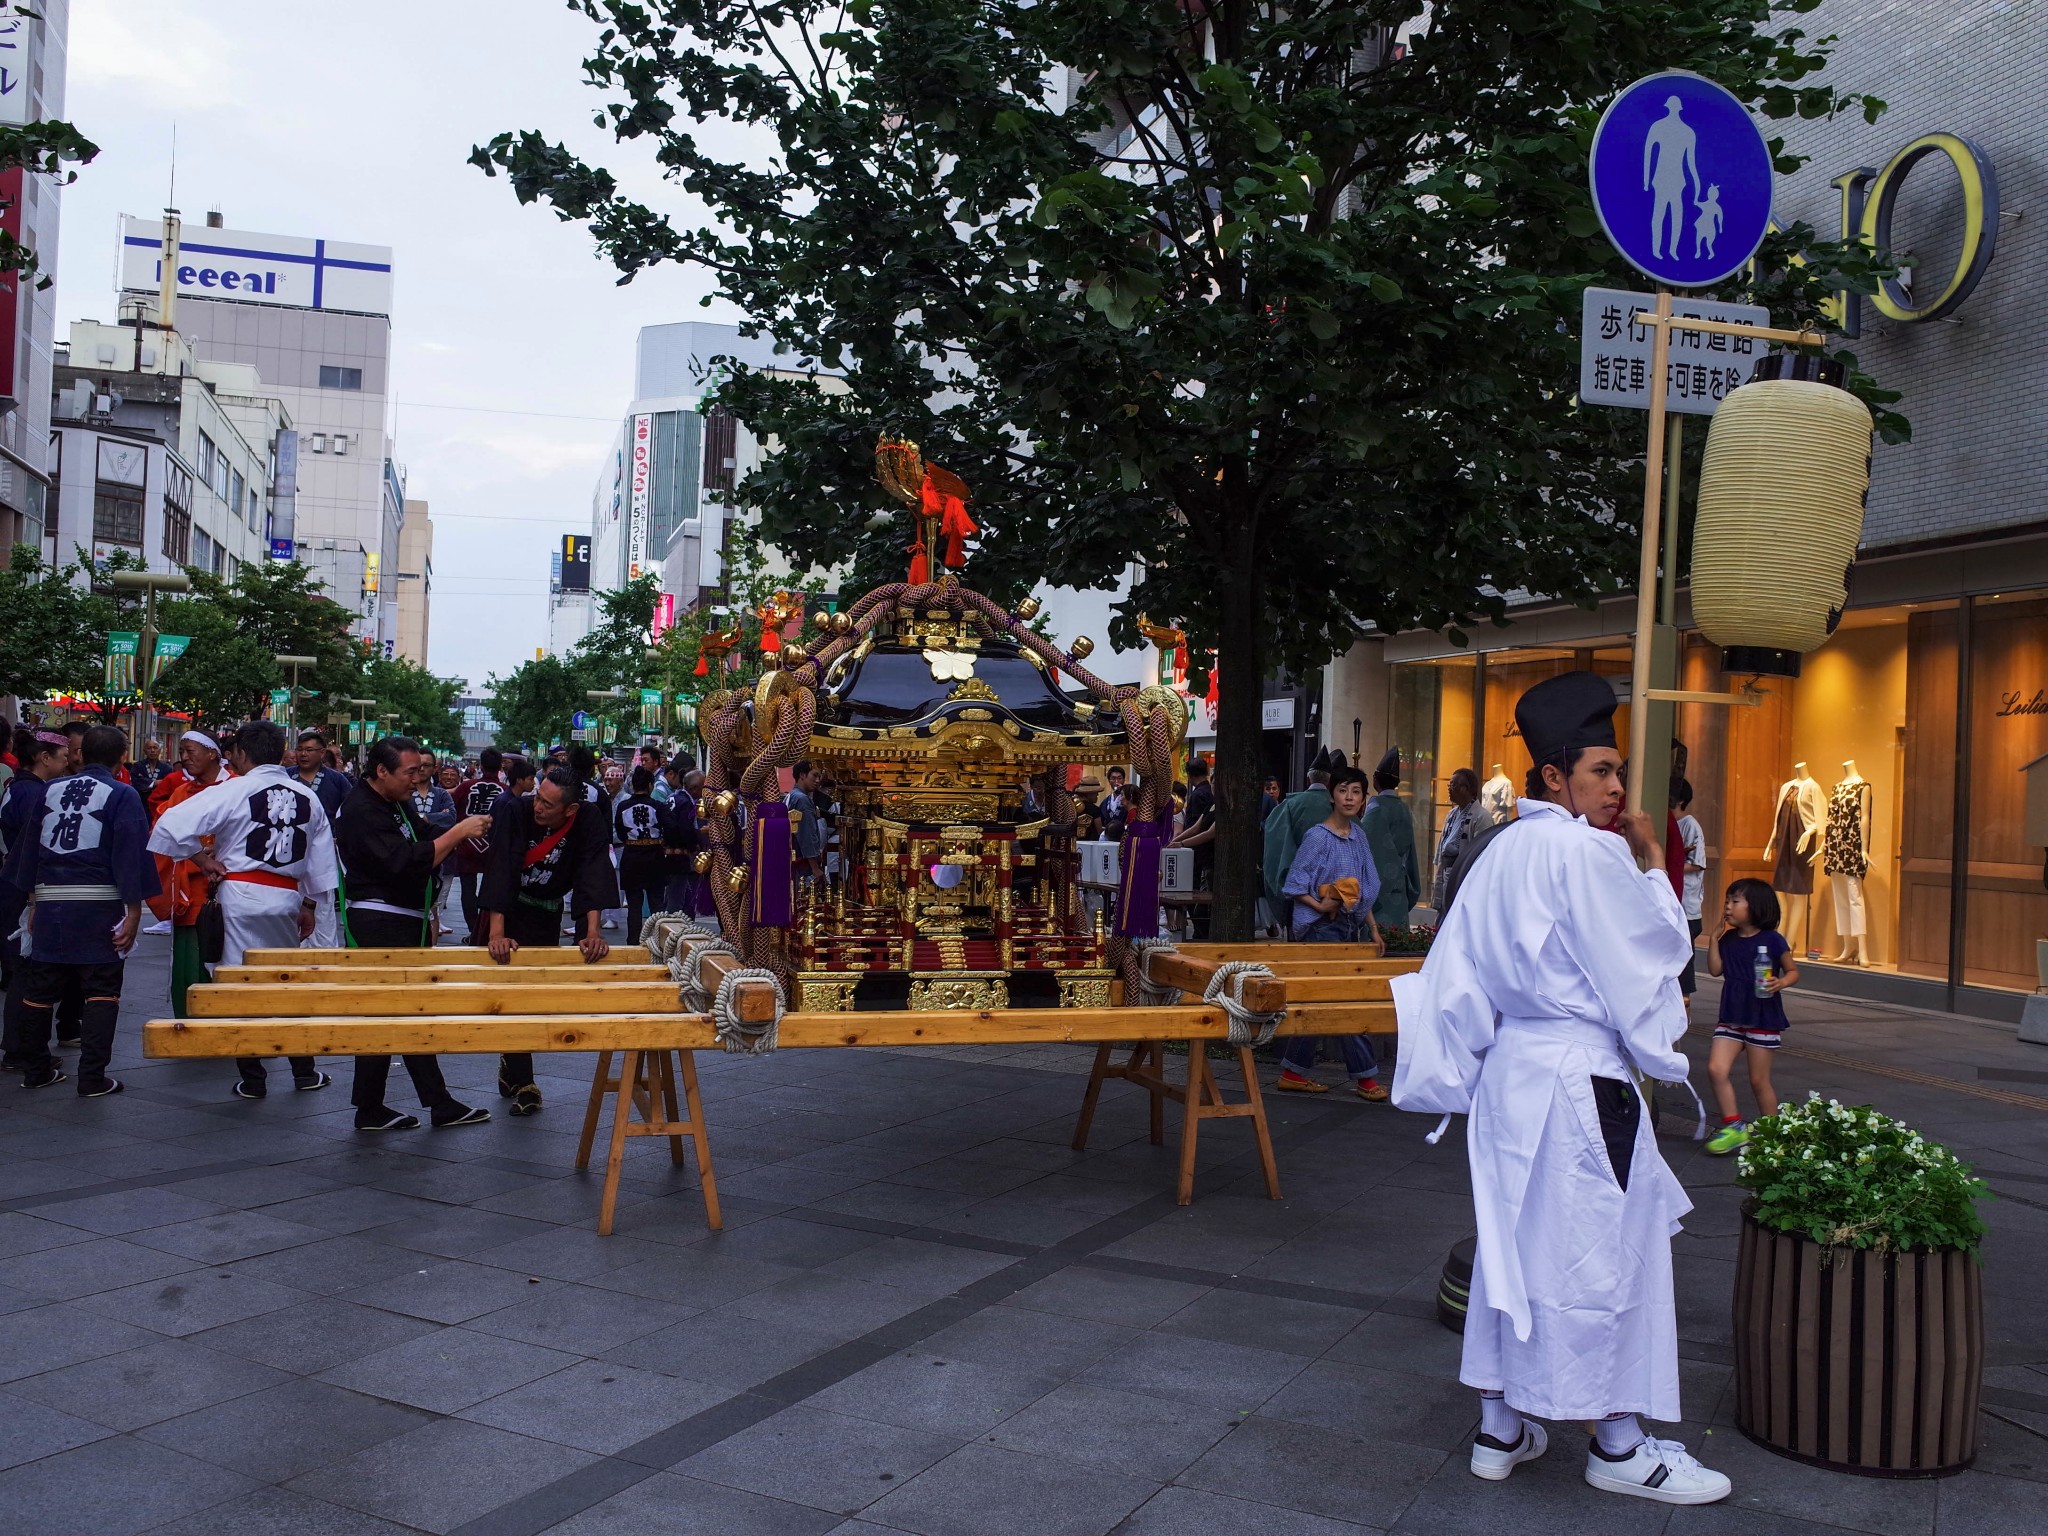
1732, 1207, 1982, 1476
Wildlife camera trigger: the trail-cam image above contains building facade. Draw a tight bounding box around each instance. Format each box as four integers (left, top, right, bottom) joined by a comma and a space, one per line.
1330, 0, 2047, 1021
0, 0, 70, 553
395, 495, 432, 665
118, 212, 400, 651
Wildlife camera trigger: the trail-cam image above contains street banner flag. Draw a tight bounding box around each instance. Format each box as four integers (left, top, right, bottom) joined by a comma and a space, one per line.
105, 633, 139, 698
148, 635, 192, 688
269, 688, 291, 716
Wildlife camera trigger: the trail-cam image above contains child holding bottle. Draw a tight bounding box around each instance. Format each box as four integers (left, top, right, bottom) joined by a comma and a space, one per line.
1703, 877, 1799, 1154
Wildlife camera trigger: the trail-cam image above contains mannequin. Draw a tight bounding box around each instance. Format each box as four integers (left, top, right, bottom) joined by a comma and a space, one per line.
1823, 760, 1872, 965
1480, 762, 1516, 826
1761, 763, 1825, 954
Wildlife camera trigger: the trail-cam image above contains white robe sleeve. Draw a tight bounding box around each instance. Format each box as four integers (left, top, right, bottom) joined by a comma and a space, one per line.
302, 797, 340, 898
1391, 870, 1500, 1117
1556, 834, 1694, 1083
145, 779, 234, 860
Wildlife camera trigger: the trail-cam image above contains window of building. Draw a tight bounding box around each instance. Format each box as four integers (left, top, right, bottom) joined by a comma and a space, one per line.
318, 365, 363, 390
193, 527, 216, 574
196, 432, 217, 485
702, 408, 738, 492
93, 488, 143, 548
229, 466, 245, 519
160, 500, 190, 564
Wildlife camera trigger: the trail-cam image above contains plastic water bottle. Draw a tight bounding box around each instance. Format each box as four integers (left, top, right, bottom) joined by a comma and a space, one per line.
1753, 948, 1773, 999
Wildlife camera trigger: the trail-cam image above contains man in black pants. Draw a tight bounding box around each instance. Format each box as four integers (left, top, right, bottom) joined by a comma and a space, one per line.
334, 736, 494, 1131
481, 767, 618, 1116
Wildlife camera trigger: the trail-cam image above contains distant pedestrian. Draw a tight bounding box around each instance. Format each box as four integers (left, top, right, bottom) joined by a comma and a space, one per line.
613, 766, 668, 937
1361, 749, 1421, 931
293, 730, 351, 820
1276, 765, 1387, 1100
148, 731, 234, 1019
1170, 758, 1217, 939
1704, 878, 1797, 1156
130, 737, 171, 798
1431, 767, 1484, 912
452, 747, 508, 944
1675, 779, 1706, 997
1, 729, 73, 1072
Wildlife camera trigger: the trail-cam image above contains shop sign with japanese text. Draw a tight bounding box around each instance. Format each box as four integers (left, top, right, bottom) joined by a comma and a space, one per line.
1579, 286, 1767, 415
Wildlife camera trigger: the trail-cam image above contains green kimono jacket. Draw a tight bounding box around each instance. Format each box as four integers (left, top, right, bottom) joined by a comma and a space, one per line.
1361, 791, 1421, 928
1262, 785, 1332, 902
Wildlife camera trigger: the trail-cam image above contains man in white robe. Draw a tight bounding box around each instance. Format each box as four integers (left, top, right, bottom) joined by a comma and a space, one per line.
1392, 670, 1730, 1505
147, 719, 340, 1099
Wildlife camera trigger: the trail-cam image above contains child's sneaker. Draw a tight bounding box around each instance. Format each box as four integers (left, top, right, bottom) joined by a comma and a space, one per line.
1706, 1120, 1748, 1156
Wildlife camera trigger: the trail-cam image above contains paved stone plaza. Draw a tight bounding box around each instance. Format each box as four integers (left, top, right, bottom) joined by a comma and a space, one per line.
1, 933, 2044, 1535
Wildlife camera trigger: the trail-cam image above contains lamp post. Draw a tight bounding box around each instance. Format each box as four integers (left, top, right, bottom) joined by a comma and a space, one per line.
274, 654, 315, 731
108, 570, 192, 759
585, 688, 629, 753
347, 697, 377, 759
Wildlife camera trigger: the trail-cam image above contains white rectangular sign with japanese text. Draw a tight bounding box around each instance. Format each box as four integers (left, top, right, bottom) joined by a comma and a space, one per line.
1579, 286, 1768, 415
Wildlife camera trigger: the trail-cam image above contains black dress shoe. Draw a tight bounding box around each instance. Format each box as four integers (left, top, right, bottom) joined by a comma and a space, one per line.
77, 1077, 123, 1098
355, 1107, 421, 1131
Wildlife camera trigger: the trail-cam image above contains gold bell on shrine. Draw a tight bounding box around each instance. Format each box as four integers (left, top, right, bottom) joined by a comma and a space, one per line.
1690, 355, 1874, 677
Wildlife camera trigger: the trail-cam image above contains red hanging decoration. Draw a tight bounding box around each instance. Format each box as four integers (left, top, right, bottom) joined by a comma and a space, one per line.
1204, 660, 1220, 710
693, 653, 709, 677
907, 536, 930, 585
921, 467, 976, 569
759, 603, 782, 653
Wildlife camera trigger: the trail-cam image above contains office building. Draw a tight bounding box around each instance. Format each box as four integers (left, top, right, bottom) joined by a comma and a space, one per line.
117, 211, 400, 650
0, 0, 71, 552
395, 495, 432, 665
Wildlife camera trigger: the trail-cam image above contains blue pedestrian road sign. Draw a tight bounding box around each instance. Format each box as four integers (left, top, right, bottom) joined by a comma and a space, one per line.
1589, 71, 1773, 289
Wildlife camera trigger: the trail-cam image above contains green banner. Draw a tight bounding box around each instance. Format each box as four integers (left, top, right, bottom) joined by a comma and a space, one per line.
638, 688, 662, 711
148, 634, 192, 689
105, 633, 140, 698
269, 688, 291, 716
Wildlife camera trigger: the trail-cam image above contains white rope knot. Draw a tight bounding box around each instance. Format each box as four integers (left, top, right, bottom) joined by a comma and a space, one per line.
712, 966, 785, 1055
1131, 938, 1182, 1008
1203, 960, 1283, 1048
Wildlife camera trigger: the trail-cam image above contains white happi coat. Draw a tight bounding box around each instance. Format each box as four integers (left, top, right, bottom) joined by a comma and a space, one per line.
146, 763, 340, 968
1391, 797, 1694, 1421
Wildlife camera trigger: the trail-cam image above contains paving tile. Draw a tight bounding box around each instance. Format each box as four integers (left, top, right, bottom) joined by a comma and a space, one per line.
925, 1199, 1108, 1247
1156, 1287, 1369, 1359
701, 1214, 894, 1269
917, 1304, 1140, 1381
1006, 1266, 1212, 1328
1077, 1330, 1308, 1412
459, 1357, 736, 1454
1179, 1414, 1443, 1529
589, 1247, 807, 1308
141, 1484, 425, 1535
1258, 1359, 1478, 1454
7, 1335, 289, 1431
190, 1295, 443, 1374
74, 1267, 308, 1338
28, 1187, 228, 1236
0, 1211, 95, 1260
544, 1470, 848, 1534
810, 1349, 1061, 1437
340, 1257, 560, 1323
0, 1387, 113, 1471
1118, 1485, 1382, 1534
285, 1416, 599, 1534
619, 1310, 855, 1390
368, 1159, 548, 1204
261, 1185, 453, 1234
467, 1224, 672, 1281
219, 1232, 431, 1296
987, 1381, 1237, 1481
0, 1234, 204, 1299
468, 1282, 697, 1354
864, 1442, 1156, 1536
724, 1272, 934, 1342
160, 1164, 346, 1207
0, 1160, 101, 1201
818, 1237, 1023, 1299
139, 1374, 434, 1479
127, 1210, 336, 1264
0, 1432, 259, 1536
0, 1300, 165, 1384
677, 1403, 964, 1516
1672, 1423, 1939, 1535
1320, 1308, 1466, 1378
357, 1205, 557, 1258
317, 1325, 582, 1414
1386, 1443, 1673, 1535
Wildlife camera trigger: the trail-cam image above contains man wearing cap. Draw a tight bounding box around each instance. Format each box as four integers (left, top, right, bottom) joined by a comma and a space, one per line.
148, 730, 234, 1019
148, 720, 337, 1098
1391, 671, 1727, 1505
1361, 748, 1421, 931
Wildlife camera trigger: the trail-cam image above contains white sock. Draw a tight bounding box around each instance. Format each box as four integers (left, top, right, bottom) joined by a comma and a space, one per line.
1594, 1413, 1645, 1456
1478, 1392, 1523, 1443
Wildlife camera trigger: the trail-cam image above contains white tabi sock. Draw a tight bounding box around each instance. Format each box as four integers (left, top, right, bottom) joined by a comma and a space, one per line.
1594, 1412, 1646, 1457
1478, 1391, 1523, 1444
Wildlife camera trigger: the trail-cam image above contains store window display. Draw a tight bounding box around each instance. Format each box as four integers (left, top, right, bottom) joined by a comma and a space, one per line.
1823, 762, 1872, 965
1762, 764, 1825, 954
1479, 763, 1515, 825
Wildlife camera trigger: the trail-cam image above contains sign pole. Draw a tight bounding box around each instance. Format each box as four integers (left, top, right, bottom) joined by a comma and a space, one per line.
1627, 289, 1675, 822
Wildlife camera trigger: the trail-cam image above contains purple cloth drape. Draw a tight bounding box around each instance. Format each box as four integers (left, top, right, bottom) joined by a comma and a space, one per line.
747, 801, 794, 927
1115, 815, 1172, 938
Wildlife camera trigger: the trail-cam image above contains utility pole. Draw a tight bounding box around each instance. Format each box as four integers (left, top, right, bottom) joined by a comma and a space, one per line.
274, 653, 315, 731
109, 569, 191, 760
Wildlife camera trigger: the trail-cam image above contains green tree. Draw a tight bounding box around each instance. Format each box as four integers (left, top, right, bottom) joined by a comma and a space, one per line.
365, 654, 465, 752
0, 546, 115, 707
148, 560, 363, 728
0, 118, 98, 285
487, 651, 588, 753
477, 1, 1898, 937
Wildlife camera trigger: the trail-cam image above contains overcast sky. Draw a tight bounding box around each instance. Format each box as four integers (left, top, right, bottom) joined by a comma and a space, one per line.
52, 0, 743, 692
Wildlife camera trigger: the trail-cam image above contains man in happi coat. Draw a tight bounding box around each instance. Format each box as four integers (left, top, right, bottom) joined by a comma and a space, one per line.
481, 766, 620, 1116
147, 720, 338, 1099
1391, 671, 1730, 1506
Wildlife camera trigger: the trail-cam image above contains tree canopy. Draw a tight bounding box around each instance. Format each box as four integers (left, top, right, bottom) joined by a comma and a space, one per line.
477, 0, 1900, 936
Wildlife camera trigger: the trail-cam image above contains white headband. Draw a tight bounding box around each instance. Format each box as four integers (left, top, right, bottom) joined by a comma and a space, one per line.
181, 730, 220, 754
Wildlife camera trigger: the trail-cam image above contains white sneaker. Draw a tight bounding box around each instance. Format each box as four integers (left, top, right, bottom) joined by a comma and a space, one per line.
143, 918, 173, 935
1469, 1420, 1547, 1480
1584, 1436, 1732, 1505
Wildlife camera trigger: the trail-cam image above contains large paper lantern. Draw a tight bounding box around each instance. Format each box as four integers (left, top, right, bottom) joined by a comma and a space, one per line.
1690, 355, 1873, 677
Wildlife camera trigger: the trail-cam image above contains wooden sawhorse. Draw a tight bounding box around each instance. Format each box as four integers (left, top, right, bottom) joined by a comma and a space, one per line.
1071, 1039, 1281, 1206
575, 1048, 723, 1235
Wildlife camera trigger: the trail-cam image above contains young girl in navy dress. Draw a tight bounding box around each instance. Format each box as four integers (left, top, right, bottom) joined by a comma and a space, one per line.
1703, 877, 1800, 1154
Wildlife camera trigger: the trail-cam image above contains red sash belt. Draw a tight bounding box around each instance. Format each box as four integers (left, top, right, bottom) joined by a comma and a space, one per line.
224, 870, 301, 891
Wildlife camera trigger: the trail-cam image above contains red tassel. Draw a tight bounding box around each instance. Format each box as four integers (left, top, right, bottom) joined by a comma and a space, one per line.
908, 538, 930, 585
693, 653, 709, 677
1173, 642, 1188, 676
1204, 666, 1220, 709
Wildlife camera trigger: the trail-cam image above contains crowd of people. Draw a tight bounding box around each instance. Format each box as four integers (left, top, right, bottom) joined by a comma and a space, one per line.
0, 722, 726, 1129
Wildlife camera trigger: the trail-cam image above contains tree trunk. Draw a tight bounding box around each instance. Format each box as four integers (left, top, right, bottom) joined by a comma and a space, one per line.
1209, 530, 1266, 943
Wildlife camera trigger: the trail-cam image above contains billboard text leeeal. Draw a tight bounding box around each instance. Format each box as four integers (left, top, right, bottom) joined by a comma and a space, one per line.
118, 216, 394, 316
628, 414, 652, 580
